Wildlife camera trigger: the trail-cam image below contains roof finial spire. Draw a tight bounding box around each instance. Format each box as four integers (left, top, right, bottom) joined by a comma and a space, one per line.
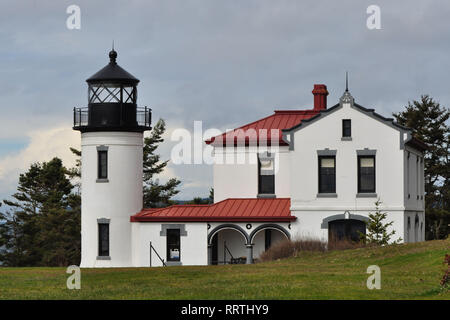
340, 71, 354, 105
345, 71, 348, 92
112, 40, 114, 51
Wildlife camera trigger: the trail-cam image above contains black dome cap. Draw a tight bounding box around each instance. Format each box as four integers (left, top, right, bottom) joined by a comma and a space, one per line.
86, 49, 139, 85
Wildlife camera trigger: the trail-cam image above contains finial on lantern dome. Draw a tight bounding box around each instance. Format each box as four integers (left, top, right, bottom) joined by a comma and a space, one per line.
109, 41, 117, 64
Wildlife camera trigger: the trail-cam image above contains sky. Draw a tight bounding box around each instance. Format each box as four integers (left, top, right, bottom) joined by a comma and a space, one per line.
0, 0, 449, 202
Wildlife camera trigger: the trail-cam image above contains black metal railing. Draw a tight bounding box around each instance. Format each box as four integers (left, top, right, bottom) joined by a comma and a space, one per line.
150, 241, 166, 267
73, 107, 89, 127
137, 106, 152, 128
212, 242, 246, 265
73, 106, 152, 129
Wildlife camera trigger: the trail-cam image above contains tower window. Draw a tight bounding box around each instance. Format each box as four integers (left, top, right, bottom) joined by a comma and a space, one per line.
342, 119, 351, 137
97, 149, 108, 180
358, 156, 375, 193
318, 156, 336, 193
258, 154, 275, 195
167, 229, 181, 262
98, 223, 109, 257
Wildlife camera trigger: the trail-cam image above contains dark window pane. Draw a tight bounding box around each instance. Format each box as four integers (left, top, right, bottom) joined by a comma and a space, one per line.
319, 156, 336, 193
342, 119, 351, 137
258, 157, 275, 194
98, 151, 108, 179
358, 156, 375, 193
167, 229, 180, 262
98, 223, 109, 256
329, 219, 366, 242
259, 175, 275, 194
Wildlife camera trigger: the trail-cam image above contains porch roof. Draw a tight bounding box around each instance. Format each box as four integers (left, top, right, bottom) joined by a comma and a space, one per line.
130, 198, 295, 222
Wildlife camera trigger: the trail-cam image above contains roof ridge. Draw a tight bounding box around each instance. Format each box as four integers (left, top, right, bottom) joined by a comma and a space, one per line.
274, 109, 317, 114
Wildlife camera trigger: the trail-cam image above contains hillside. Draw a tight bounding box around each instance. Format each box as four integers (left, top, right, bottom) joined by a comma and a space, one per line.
0, 239, 449, 300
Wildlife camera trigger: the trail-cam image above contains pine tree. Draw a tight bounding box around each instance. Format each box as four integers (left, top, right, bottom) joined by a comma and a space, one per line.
361, 200, 400, 245
393, 95, 450, 239
0, 158, 80, 266
143, 118, 181, 207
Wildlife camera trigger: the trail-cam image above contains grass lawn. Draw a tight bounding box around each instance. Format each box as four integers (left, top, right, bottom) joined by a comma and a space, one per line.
0, 239, 449, 300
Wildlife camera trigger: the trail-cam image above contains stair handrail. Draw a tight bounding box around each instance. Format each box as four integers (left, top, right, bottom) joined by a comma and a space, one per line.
150, 241, 166, 267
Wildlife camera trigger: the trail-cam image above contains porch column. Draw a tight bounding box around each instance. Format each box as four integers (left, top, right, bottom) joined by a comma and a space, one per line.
246, 244, 253, 264
207, 245, 212, 265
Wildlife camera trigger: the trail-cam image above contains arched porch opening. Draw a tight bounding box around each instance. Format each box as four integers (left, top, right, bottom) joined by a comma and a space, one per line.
208, 224, 249, 265
249, 224, 290, 262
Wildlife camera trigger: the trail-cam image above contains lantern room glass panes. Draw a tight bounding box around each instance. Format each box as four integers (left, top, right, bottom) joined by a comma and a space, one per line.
123, 86, 135, 103
89, 84, 136, 104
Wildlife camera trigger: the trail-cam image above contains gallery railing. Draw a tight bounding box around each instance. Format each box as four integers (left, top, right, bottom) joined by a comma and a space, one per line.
73, 106, 152, 129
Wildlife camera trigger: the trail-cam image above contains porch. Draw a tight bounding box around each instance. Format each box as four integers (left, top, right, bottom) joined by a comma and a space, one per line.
207, 223, 290, 265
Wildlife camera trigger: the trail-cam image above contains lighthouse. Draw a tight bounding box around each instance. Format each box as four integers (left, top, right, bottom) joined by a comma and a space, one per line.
73, 49, 151, 267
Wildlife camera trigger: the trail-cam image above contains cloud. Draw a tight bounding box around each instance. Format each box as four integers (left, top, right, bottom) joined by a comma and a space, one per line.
0, 126, 80, 197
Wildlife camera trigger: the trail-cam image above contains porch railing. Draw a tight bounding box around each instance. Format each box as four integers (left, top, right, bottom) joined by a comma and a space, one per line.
223, 241, 234, 263
223, 242, 246, 265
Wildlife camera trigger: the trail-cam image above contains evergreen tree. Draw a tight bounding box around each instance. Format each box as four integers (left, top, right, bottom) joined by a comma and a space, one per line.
0, 158, 80, 266
209, 187, 214, 204
393, 95, 450, 239
360, 200, 400, 245
143, 118, 181, 207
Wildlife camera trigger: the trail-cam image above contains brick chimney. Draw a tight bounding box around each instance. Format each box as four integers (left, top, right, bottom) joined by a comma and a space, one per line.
312, 84, 328, 111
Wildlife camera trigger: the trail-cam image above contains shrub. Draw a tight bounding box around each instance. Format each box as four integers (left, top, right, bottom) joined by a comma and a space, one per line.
258, 237, 370, 262
327, 238, 367, 251
359, 199, 401, 245
258, 238, 327, 262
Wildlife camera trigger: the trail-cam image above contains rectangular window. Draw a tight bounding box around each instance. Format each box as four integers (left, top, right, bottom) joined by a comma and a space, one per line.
98, 150, 108, 179
167, 229, 181, 262
358, 156, 375, 193
98, 223, 109, 257
342, 119, 351, 137
258, 156, 275, 195
416, 155, 419, 199
318, 156, 336, 193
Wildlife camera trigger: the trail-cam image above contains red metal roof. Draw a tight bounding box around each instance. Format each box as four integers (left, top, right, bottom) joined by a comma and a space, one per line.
205, 109, 319, 146
131, 198, 295, 222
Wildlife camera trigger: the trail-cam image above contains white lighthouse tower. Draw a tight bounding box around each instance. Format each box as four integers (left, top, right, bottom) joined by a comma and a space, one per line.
73, 49, 151, 267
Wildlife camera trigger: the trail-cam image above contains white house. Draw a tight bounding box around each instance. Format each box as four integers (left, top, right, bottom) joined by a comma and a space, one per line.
74, 50, 426, 268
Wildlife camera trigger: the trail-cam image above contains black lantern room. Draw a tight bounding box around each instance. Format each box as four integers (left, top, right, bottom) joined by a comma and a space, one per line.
73, 49, 151, 132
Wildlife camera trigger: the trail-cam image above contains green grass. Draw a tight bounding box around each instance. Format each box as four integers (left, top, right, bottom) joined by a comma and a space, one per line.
0, 239, 449, 299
